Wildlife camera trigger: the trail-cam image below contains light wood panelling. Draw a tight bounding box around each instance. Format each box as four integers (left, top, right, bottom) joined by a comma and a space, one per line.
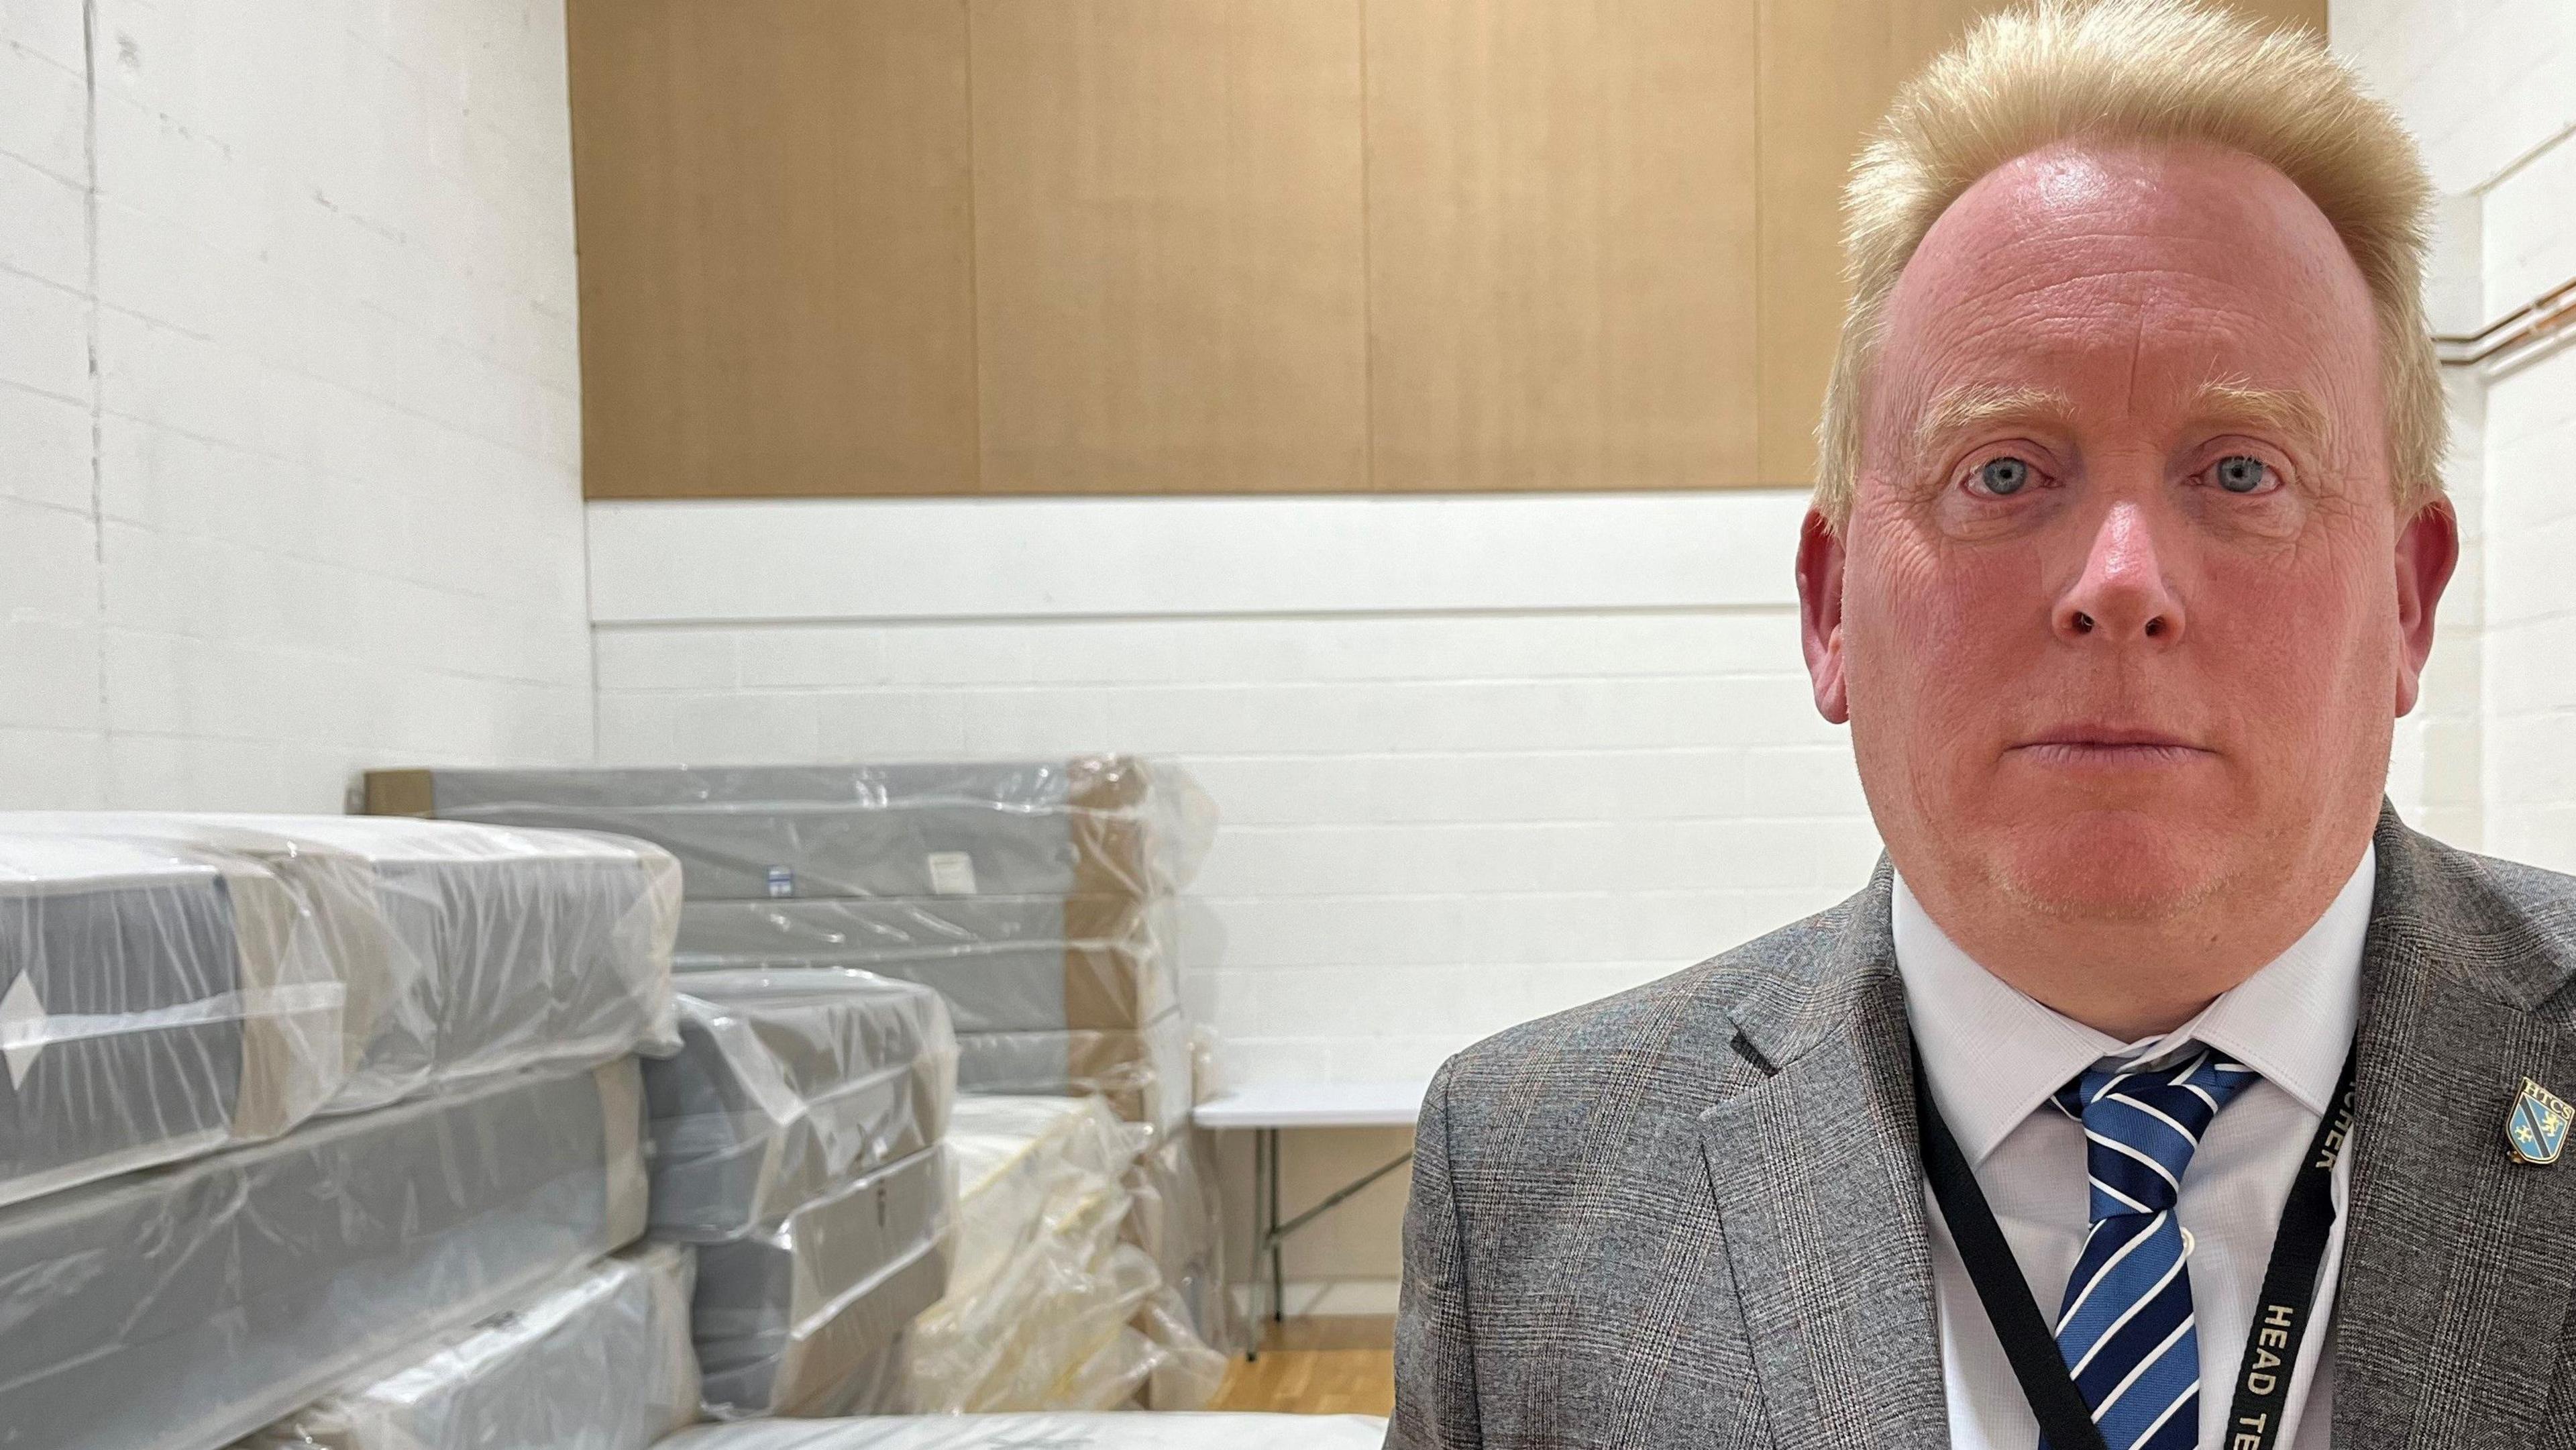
1363, 0, 1762, 492
969, 0, 1370, 493
566, 0, 2330, 499
1751, 0, 2330, 485
568, 0, 979, 498
1754, 0, 1991, 486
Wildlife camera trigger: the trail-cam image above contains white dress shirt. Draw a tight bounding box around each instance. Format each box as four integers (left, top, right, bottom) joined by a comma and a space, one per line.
1896, 847, 2372, 1450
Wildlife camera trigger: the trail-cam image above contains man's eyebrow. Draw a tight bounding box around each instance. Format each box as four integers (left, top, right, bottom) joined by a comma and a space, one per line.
1911, 385, 2078, 464
2188, 380, 2330, 448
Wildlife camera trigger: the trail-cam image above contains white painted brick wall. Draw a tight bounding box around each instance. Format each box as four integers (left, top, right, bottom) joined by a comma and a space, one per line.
2338, 0, 2576, 870
0, 0, 591, 811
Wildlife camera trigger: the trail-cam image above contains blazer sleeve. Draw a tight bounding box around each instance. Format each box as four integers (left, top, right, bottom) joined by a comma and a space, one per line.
1387, 1057, 1483, 1449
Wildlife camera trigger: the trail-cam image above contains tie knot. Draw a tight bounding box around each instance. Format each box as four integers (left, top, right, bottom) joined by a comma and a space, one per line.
2053, 1047, 2257, 1219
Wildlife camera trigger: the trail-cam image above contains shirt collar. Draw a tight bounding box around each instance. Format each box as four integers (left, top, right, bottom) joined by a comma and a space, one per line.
1894, 845, 2373, 1165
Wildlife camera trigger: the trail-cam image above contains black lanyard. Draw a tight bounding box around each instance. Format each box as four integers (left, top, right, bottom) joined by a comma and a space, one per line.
1915, 1043, 2359, 1450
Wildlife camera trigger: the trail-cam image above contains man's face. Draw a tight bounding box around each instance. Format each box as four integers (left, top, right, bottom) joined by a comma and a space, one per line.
1801, 142, 2453, 925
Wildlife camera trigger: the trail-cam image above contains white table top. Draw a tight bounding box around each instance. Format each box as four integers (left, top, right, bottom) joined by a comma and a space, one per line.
1193, 1079, 1432, 1130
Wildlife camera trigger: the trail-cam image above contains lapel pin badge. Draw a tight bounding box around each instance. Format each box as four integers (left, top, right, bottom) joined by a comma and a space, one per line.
2508, 1078, 2572, 1166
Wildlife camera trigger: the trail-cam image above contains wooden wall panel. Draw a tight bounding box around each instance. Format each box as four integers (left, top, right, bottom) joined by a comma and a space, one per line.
568, 0, 979, 499
1363, 0, 1761, 492
1752, 0, 2330, 486
567, 0, 2330, 499
969, 0, 1369, 494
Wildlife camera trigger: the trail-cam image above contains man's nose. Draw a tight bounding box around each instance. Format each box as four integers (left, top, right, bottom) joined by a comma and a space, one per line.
2055, 500, 2185, 645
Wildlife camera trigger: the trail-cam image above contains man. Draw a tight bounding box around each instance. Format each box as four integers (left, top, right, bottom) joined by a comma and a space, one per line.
1386, 3, 2572, 1447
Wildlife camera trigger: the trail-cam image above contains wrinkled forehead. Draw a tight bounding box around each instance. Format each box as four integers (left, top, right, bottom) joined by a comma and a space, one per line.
1872, 141, 2381, 432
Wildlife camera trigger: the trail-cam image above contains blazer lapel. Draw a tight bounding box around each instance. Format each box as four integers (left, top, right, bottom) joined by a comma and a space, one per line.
1701, 867, 1949, 1450
2336, 813, 2576, 1450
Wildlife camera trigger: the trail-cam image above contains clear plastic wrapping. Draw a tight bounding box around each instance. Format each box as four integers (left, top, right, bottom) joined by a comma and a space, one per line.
694, 1141, 957, 1420
653, 1414, 1393, 1449
0, 813, 680, 1208
2, 812, 683, 1103
0, 831, 348, 1208
238, 1243, 700, 1450
0, 1060, 649, 1450
954, 1006, 1194, 1141
904, 1096, 1224, 1414
647, 968, 958, 1242
675, 892, 1179, 1035
366, 757, 1216, 903
1126, 1127, 1244, 1371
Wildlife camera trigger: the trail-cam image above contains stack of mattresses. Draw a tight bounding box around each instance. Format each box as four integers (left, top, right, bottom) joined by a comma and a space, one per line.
0, 1060, 651, 1450
0, 815, 680, 1450
904, 1095, 1227, 1414
646, 968, 961, 1418
361, 758, 1210, 1139
654, 1414, 1391, 1449
360, 759, 1235, 1377
237, 1243, 700, 1450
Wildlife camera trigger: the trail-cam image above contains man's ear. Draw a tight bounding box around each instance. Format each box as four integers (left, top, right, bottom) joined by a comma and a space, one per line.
2392, 496, 2459, 717
1796, 507, 1851, 725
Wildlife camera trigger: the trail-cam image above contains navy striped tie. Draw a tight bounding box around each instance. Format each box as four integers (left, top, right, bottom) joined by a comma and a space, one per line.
2044, 1047, 2257, 1450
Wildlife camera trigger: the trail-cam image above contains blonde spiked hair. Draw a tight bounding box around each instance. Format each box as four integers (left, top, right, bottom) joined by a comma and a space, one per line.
1813, 0, 2444, 528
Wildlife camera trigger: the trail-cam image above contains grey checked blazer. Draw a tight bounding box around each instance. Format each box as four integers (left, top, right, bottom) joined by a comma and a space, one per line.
1390, 808, 2576, 1449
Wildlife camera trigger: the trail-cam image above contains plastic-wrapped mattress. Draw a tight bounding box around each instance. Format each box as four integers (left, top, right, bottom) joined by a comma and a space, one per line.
1, 812, 682, 1112
1126, 1126, 1241, 1369
674, 893, 1178, 1035
237, 1243, 700, 1450
906, 1095, 1222, 1413
955, 1006, 1193, 1140
647, 968, 957, 1242
362, 757, 1213, 904
0, 831, 347, 1208
695, 1140, 956, 1419
654, 1414, 1391, 1449
0, 1060, 648, 1450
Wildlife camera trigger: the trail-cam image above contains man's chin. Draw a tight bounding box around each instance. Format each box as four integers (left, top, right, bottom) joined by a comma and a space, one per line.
1986, 817, 2228, 922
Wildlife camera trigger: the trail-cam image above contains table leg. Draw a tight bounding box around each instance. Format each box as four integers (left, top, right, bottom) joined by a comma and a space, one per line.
1246, 1127, 1269, 1361
1267, 1125, 1285, 1324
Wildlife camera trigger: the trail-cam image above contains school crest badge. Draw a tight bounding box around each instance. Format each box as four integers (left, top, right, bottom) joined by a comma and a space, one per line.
2508, 1078, 2572, 1166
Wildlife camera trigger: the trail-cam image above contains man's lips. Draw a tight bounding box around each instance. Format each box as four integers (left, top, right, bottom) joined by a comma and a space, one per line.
2009, 728, 2213, 766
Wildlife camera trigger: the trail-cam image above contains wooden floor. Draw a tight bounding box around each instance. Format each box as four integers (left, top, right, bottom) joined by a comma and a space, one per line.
1208, 1316, 1396, 1416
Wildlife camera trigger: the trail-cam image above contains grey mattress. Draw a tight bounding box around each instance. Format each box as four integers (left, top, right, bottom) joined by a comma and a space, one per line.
955, 1006, 1193, 1141
239, 1243, 699, 1450
0, 832, 345, 1209
1125, 1127, 1238, 1360
0, 1060, 647, 1450
694, 1141, 957, 1419
674, 894, 1179, 1035
0, 813, 682, 1112
373, 758, 1208, 902
647, 968, 957, 1242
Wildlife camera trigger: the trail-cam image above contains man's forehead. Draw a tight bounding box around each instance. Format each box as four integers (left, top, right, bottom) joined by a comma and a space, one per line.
1873, 140, 2381, 435
1892, 141, 2372, 333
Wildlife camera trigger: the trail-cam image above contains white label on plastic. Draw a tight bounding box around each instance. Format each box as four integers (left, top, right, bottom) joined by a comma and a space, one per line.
765, 866, 795, 898
926, 851, 977, 896
0, 974, 46, 1088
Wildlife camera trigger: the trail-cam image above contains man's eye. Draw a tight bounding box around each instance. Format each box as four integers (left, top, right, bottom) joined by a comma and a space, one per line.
1972, 457, 2033, 496
2212, 455, 2272, 494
